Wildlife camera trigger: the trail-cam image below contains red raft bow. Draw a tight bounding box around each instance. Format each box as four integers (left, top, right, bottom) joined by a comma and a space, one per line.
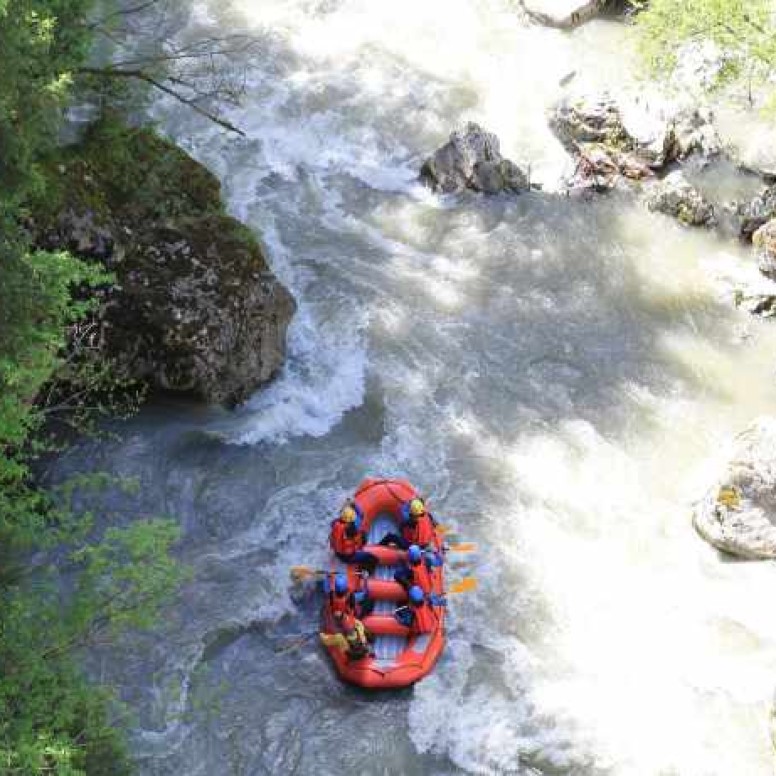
320, 477, 446, 688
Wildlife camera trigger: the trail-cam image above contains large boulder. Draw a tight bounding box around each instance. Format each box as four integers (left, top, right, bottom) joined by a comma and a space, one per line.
645, 171, 716, 226
693, 418, 776, 559
550, 93, 721, 175
419, 122, 530, 195
35, 119, 295, 406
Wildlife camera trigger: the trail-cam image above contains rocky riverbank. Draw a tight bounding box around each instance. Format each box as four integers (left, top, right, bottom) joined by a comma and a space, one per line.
33, 117, 295, 406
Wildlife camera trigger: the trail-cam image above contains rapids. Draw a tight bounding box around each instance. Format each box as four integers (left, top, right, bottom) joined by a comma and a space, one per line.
57, 1, 776, 773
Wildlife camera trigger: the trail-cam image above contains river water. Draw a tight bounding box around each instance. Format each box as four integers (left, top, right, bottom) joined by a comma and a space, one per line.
57, 1, 776, 773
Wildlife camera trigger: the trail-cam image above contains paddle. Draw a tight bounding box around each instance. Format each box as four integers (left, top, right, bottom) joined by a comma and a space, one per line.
446, 543, 477, 553
448, 577, 477, 594
290, 566, 330, 582
273, 631, 318, 654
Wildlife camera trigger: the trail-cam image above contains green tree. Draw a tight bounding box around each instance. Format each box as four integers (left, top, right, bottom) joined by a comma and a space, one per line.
0, 3, 188, 772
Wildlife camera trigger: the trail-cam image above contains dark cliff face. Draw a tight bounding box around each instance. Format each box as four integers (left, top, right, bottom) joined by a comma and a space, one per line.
34, 118, 296, 406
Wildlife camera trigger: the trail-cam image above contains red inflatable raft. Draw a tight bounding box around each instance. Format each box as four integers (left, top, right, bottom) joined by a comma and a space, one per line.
321, 477, 445, 689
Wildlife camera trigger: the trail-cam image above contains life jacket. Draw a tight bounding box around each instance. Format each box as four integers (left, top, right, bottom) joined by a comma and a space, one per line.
401, 513, 435, 548
329, 589, 352, 619
344, 620, 371, 659
330, 518, 364, 555
409, 559, 433, 593
410, 600, 436, 634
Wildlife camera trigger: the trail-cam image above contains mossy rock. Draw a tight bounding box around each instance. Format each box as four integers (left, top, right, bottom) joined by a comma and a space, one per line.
31, 116, 295, 405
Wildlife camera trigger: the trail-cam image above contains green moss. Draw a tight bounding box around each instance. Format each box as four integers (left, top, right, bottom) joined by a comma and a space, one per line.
36, 113, 225, 227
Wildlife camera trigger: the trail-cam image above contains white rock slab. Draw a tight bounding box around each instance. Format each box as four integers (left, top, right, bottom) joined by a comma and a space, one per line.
693, 418, 776, 559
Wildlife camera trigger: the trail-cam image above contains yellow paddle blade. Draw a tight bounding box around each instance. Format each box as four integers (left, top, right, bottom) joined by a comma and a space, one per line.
447, 543, 477, 553
449, 577, 477, 594
290, 565, 320, 581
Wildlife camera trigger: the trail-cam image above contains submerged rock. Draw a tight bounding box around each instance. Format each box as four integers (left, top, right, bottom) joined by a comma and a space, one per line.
35, 119, 295, 406
693, 418, 776, 559
419, 122, 530, 195
645, 171, 716, 226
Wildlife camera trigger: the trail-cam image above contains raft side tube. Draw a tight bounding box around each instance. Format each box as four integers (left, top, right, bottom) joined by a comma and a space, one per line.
362, 614, 410, 637
362, 545, 406, 566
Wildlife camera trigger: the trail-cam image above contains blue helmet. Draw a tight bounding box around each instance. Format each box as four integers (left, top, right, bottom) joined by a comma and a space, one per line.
334, 573, 348, 595
407, 545, 422, 564
408, 585, 425, 605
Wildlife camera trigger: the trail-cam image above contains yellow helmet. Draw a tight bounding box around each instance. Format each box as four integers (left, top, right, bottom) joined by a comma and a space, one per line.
409, 498, 425, 517
340, 505, 357, 523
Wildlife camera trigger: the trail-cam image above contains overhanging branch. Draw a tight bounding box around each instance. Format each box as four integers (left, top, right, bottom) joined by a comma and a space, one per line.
77, 66, 247, 136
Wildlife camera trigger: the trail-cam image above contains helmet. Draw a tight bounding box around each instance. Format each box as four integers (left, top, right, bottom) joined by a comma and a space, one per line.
409, 498, 425, 517
407, 545, 422, 564
340, 505, 357, 523
334, 573, 348, 595
408, 585, 425, 605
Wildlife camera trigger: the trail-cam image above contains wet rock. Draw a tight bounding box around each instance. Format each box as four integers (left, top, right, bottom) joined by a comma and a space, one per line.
34, 119, 295, 406
550, 93, 721, 180
693, 418, 776, 559
753, 219, 776, 278
522, 0, 608, 29
550, 93, 631, 156
645, 171, 716, 226
736, 185, 776, 242
735, 290, 776, 318
420, 122, 529, 195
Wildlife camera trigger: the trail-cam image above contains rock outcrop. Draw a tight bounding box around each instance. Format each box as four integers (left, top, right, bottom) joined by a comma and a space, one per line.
550, 93, 721, 185
35, 119, 295, 406
419, 122, 530, 195
693, 418, 776, 559
645, 171, 716, 226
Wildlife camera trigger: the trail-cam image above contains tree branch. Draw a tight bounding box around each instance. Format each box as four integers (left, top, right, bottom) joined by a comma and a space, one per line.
77, 67, 247, 136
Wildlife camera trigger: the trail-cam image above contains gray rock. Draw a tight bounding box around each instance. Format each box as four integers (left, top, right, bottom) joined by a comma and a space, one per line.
693, 418, 776, 559
550, 93, 630, 155
734, 290, 776, 317
420, 122, 530, 195
736, 185, 776, 241
753, 219, 776, 278
645, 171, 716, 226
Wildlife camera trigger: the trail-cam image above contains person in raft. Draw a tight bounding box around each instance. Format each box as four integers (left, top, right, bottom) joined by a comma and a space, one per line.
324, 572, 374, 619
394, 585, 444, 634
379, 497, 437, 550
329, 501, 377, 572
319, 613, 374, 661
394, 544, 442, 595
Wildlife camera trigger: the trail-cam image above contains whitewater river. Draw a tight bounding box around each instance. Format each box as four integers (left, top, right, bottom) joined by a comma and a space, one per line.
56, 1, 776, 773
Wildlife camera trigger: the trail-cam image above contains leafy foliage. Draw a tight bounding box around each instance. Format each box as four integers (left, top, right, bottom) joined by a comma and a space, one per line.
0, 2, 188, 773
634, 0, 776, 99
